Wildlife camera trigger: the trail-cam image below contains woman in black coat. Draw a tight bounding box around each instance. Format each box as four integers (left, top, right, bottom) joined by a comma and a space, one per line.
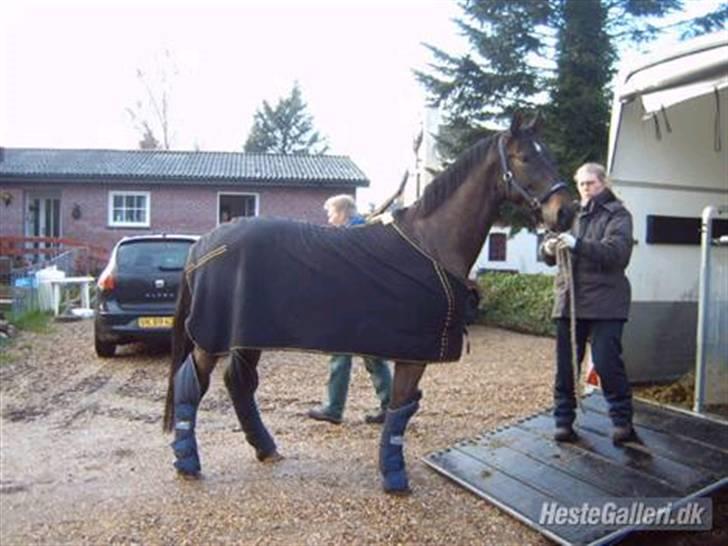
542, 162, 636, 445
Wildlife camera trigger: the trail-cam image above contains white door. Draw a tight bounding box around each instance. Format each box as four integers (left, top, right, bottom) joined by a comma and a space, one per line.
25, 192, 61, 262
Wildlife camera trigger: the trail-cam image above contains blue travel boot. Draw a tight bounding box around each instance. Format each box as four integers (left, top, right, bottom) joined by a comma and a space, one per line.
224, 356, 277, 461
171, 354, 202, 476
379, 390, 422, 494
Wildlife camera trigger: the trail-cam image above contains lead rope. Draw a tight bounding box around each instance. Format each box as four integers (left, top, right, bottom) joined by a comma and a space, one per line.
557, 246, 584, 413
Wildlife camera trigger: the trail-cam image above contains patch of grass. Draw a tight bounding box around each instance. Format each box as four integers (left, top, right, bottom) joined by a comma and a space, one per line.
9, 309, 54, 333
0, 309, 54, 365
0, 349, 15, 365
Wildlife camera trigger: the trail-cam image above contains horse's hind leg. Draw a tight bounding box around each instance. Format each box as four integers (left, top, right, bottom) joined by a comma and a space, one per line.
379, 361, 426, 495
171, 346, 218, 477
224, 349, 282, 463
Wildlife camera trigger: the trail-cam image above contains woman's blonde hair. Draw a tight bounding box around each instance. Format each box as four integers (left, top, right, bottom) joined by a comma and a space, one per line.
574, 162, 610, 186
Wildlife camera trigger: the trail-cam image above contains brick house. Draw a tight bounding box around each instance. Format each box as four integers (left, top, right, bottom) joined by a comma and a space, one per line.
0, 148, 369, 255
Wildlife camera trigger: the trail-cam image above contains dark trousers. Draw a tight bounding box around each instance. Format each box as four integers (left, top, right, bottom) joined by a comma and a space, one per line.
554, 319, 633, 428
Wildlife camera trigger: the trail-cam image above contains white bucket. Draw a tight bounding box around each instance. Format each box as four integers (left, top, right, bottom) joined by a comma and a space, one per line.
36, 266, 66, 311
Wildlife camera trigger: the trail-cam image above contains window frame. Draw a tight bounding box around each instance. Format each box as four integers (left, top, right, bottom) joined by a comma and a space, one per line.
217, 191, 259, 225
488, 232, 507, 262
108, 190, 151, 228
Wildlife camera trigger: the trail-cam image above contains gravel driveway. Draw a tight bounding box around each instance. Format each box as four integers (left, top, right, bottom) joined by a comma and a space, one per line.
1, 320, 556, 545
1, 320, 724, 545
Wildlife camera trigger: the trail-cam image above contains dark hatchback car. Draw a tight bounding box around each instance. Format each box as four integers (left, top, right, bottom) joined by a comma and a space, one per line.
94, 234, 198, 357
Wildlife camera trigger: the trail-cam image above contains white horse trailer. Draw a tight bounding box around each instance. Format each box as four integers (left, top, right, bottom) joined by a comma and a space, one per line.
607, 33, 728, 382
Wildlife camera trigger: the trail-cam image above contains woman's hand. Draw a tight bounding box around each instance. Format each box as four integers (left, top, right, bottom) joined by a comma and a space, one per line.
543, 237, 559, 256
556, 233, 577, 250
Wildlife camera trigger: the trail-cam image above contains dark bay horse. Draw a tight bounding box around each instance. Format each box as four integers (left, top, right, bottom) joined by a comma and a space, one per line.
163, 113, 575, 494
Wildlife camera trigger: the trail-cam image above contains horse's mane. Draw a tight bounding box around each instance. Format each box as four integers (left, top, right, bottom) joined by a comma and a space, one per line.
414, 135, 495, 217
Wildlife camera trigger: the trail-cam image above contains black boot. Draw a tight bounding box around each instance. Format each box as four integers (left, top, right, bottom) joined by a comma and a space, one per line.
612, 424, 638, 445
554, 425, 578, 443
307, 406, 342, 425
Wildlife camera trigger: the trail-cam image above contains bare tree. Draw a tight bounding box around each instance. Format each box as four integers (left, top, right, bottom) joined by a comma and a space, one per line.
126, 49, 178, 150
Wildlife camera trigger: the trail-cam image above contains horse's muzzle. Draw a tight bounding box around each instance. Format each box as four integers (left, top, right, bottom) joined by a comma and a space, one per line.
556, 203, 577, 233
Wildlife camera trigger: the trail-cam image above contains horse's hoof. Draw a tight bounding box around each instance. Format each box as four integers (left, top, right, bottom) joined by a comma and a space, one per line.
384, 487, 412, 497
176, 470, 202, 481
258, 450, 284, 464
381, 469, 410, 495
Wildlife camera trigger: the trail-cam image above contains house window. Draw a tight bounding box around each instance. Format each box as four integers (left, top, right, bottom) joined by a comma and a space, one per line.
218, 193, 258, 224
488, 233, 506, 262
109, 191, 150, 228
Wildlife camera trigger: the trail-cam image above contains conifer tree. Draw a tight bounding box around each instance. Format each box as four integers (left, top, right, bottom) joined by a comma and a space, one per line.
244, 83, 328, 155
417, 0, 725, 180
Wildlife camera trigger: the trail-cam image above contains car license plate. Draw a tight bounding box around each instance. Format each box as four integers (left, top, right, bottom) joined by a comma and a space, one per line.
138, 316, 174, 328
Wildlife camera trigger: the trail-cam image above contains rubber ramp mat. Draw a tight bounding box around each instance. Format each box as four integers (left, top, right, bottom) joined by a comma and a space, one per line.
423, 393, 728, 545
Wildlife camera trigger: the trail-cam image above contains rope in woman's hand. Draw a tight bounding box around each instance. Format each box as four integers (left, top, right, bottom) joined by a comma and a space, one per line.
556, 245, 584, 414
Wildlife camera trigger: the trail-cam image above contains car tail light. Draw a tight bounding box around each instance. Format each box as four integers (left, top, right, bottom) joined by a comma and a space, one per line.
97, 268, 117, 292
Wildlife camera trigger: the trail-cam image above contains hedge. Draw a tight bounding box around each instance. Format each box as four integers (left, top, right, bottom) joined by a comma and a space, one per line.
475, 272, 556, 337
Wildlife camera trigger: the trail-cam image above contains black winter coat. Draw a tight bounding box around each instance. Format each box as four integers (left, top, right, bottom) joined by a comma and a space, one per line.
543, 189, 633, 320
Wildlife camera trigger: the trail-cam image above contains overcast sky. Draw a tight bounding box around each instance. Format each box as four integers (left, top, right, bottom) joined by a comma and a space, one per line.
0, 0, 465, 207
1, 0, 721, 208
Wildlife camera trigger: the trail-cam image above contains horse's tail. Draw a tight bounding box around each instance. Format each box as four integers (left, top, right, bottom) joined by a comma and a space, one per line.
163, 271, 194, 432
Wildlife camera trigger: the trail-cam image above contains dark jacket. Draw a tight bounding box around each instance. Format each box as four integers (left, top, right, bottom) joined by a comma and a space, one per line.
543, 188, 633, 320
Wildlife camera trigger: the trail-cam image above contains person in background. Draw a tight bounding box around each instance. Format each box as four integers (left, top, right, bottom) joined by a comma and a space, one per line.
307, 194, 393, 425
541, 162, 636, 445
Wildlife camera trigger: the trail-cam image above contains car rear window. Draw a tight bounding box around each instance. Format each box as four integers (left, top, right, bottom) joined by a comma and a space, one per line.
116, 240, 193, 273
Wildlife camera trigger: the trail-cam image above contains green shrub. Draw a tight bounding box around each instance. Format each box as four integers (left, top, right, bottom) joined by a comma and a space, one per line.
476, 272, 555, 337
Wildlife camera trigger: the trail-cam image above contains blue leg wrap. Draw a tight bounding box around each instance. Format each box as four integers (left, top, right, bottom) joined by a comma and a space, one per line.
172, 354, 202, 475
379, 390, 421, 493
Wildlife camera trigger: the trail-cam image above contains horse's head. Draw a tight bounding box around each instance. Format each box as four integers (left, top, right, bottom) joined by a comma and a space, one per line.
498, 113, 575, 232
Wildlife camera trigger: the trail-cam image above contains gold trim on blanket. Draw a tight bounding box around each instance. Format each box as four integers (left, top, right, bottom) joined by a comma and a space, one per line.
390, 222, 457, 360
433, 262, 455, 360
184, 244, 228, 276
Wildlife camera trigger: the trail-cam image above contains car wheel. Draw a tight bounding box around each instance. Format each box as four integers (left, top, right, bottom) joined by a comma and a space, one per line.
95, 336, 116, 358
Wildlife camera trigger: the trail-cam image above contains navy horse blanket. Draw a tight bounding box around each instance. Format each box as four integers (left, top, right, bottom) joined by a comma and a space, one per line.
184, 216, 469, 363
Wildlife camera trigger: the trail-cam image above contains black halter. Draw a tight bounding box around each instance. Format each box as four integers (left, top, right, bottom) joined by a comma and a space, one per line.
497, 134, 567, 210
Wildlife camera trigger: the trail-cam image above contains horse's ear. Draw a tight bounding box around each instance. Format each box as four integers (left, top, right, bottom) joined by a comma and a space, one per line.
510, 112, 524, 135
526, 111, 544, 133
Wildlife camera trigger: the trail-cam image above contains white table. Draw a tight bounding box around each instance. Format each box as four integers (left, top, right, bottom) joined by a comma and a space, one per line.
47, 276, 95, 317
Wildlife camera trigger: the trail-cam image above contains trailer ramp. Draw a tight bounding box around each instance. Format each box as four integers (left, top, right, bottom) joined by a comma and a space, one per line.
424, 394, 728, 545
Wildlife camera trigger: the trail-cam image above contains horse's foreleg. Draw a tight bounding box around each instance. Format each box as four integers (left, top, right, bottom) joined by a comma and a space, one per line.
171, 346, 218, 477
224, 349, 281, 463
379, 361, 426, 495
